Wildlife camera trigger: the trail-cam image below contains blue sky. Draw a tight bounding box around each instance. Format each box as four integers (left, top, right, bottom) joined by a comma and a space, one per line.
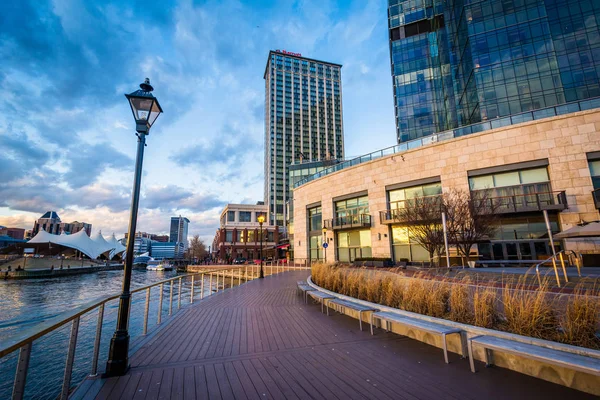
0, 0, 395, 244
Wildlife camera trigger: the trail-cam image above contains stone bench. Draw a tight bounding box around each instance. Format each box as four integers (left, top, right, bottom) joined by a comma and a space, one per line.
307, 291, 336, 313
327, 299, 378, 331
371, 311, 467, 364
468, 335, 600, 375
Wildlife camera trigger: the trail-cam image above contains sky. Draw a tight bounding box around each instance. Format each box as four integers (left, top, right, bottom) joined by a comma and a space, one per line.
0, 0, 396, 245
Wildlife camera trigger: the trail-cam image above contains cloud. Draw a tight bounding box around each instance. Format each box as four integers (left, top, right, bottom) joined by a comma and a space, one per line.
143, 185, 226, 213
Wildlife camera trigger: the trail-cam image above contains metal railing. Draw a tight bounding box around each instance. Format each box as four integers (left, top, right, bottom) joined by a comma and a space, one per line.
534, 250, 582, 287
0, 264, 310, 400
474, 190, 567, 214
325, 214, 372, 230
294, 97, 600, 189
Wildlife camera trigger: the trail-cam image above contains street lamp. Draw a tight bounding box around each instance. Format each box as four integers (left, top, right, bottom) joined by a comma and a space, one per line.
322, 227, 328, 263
257, 215, 265, 279
105, 78, 163, 377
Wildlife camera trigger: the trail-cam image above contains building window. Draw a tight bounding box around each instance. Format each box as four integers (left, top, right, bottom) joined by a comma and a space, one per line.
225, 230, 233, 242
247, 230, 255, 243
391, 226, 430, 262
337, 230, 371, 262
589, 160, 600, 190
227, 211, 236, 222
388, 182, 442, 209
239, 211, 252, 222
335, 196, 369, 223
308, 206, 322, 232
310, 235, 322, 261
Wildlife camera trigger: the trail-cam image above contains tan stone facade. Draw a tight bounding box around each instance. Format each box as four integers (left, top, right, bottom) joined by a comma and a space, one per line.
292, 109, 600, 262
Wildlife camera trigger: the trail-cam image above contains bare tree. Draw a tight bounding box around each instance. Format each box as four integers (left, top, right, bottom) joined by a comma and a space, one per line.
187, 234, 208, 261
393, 195, 445, 266
444, 189, 499, 263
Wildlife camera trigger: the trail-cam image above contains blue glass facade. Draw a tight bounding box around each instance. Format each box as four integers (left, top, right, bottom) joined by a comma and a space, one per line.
389, 0, 600, 143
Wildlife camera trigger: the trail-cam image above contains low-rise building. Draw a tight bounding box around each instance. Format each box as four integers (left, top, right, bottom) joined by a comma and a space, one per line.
292, 108, 600, 265
151, 242, 184, 259
212, 203, 279, 262
0, 227, 25, 240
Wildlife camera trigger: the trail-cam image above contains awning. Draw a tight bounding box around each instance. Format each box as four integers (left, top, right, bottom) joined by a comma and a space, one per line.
554, 222, 600, 239
277, 244, 290, 249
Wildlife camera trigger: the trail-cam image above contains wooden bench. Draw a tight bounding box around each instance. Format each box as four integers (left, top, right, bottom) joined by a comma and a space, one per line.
327, 299, 378, 331
297, 283, 315, 303
468, 335, 600, 375
307, 291, 336, 313
371, 311, 466, 364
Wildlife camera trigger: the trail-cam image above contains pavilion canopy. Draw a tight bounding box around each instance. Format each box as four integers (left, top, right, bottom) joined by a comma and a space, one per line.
554, 222, 600, 239
28, 229, 117, 259
107, 233, 127, 259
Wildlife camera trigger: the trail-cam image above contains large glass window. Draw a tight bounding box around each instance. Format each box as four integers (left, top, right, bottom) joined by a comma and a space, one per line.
225, 230, 233, 242
391, 226, 430, 262
309, 235, 322, 261
469, 167, 549, 190
336, 230, 372, 262
388, 182, 442, 209
239, 211, 252, 222
308, 206, 322, 231
335, 196, 369, 223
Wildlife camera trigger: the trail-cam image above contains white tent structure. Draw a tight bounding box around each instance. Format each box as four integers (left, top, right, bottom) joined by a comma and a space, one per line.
107, 233, 127, 260
28, 229, 119, 260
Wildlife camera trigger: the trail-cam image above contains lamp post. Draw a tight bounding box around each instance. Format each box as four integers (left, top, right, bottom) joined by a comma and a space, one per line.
105, 78, 163, 377
258, 215, 265, 278
322, 227, 328, 263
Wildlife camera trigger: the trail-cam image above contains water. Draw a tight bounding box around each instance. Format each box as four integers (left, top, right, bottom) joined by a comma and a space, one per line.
0, 269, 214, 399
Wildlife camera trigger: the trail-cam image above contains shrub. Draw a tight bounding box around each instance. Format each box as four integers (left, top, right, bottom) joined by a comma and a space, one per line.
448, 277, 474, 324
502, 277, 557, 339
559, 283, 600, 349
473, 286, 497, 329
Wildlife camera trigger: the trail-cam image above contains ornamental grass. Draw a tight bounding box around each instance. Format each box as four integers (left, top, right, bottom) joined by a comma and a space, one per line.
310, 263, 600, 349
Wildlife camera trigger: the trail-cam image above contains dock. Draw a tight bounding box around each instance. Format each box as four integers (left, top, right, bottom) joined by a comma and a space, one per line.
74, 271, 593, 399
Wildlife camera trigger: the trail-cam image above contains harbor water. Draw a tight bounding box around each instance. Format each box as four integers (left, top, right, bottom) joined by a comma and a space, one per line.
0, 269, 215, 399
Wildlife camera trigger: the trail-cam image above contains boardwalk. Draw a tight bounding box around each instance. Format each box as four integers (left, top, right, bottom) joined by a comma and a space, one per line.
75, 271, 593, 399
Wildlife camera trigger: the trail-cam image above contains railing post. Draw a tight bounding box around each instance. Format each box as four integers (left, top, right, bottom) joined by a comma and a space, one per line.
157, 283, 164, 324
12, 343, 32, 400
238, 268, 242, 285
575, 255, 582, 277
190, 275, 195, 303
559, 252, 569, 283
200, 273, 205, 299
169, 280, 174, 315
551, 258, 561, 287
91, 303, 105, 376
231, 269, 234, 288
142, 288, 150, 335
178, 277, 182, 310
60, 316, 80, 400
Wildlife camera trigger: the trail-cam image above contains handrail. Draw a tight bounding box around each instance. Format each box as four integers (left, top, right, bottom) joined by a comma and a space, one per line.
1, 263, 310, 400
534, 250, 582, 287
0, 267, 231, 358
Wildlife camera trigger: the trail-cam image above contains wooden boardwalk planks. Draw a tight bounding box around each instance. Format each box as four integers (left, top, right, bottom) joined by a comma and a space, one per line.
79, 271, 595, 400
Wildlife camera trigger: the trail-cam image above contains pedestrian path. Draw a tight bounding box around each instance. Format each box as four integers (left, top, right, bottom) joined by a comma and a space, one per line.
73, 271, 593, 399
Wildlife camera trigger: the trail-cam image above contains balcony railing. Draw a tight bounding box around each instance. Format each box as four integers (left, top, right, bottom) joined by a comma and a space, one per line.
474, 190, 567, 214
593, 189, 600, 210
379, 195, 443, 225
326, 214, 372, 230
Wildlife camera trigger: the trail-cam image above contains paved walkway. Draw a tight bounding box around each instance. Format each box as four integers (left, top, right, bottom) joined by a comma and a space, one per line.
75, 271, 593, 399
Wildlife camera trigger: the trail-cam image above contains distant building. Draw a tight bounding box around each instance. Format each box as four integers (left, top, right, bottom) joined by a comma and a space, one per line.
212, 203, 279, 262
124, 232, 168, 242
151, 242, 184, 259
170, 216, 189, 250
264, 50, 345, 226
24, 230, 33, 240
0, 226, 25, 240
152, 235, 169, 243
31, 211, 91, 236
0, 235, 26, 249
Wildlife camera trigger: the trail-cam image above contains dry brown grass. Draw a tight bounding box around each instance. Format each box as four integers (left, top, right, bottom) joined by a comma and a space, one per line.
473, 286, 497, 329
559, 282, 600, 349
502, 277, 557, 339
448, 277, 474, 324
311, 263, 599, 349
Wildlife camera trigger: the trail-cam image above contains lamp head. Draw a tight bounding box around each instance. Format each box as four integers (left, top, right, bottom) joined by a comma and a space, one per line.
125, 78, 163, 134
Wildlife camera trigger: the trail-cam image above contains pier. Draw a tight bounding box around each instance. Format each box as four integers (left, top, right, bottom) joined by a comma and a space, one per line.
73, 271, 591, 399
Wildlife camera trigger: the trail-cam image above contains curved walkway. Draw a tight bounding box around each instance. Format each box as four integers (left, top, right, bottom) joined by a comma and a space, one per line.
74, 271, 593, 399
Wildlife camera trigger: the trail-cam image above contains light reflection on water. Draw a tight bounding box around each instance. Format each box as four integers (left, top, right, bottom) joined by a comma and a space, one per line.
0, 269, 212, 399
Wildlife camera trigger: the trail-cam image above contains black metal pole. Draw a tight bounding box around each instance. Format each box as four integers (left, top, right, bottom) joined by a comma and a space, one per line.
105, 132, 146, 376
259, 223, 264, 279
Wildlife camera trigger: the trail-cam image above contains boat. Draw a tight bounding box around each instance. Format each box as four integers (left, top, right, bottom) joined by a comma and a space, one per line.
146, 259, 173, 271
133, 253, 151, 269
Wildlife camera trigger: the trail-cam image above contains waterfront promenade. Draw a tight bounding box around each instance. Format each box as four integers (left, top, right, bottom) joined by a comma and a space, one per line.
74, 271, 593, 399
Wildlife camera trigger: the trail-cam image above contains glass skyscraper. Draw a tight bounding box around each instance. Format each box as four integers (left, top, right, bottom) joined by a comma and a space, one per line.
264, 50, 344, 226
169, 216, 189, 250
388, 0, 600, 144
